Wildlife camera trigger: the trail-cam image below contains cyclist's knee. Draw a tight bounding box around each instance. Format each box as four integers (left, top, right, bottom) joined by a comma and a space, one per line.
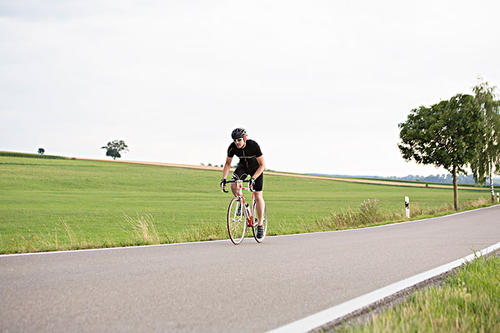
230, 183, 240, 195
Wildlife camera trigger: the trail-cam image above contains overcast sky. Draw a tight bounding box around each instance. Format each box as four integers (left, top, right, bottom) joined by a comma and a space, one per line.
1, 0, 499, 177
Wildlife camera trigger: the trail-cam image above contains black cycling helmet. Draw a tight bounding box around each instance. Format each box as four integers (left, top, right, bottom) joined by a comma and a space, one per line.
231, 128, 246, 140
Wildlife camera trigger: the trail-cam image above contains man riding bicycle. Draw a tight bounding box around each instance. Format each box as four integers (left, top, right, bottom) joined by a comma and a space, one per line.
220, 128, 266, 239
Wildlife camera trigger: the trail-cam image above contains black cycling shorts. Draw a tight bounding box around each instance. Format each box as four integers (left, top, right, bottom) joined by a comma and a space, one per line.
232, 165, 263, 191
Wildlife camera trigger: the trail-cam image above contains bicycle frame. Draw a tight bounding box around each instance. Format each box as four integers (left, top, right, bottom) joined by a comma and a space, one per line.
226, 179, 256, 227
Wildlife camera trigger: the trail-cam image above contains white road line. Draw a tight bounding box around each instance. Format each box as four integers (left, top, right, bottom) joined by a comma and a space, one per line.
267, 241, 500, 333
0, 205, 497, 258
0, 238, 231, 258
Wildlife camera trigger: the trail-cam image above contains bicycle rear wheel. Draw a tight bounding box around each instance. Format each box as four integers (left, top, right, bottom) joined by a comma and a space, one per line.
252, 201, 268, 243
227, 197, 247, 245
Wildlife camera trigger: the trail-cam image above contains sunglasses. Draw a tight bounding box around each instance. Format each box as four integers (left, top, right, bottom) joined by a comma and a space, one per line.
234, 138, 244, 143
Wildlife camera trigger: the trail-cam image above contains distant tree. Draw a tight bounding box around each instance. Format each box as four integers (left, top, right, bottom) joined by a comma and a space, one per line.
470, 80, 500, 201
101, 140, 129, 160
398, 94, 483, 210
38, 148, 45, 155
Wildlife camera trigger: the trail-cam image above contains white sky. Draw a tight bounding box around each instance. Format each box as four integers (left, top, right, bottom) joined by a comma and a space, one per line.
1, 0, 499, 177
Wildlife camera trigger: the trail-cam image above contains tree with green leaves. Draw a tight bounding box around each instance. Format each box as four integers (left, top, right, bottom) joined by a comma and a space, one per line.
37, 148, 45, 155
470, 80, 500, 201
101, 140, 129, 160
398, 94, 483, 210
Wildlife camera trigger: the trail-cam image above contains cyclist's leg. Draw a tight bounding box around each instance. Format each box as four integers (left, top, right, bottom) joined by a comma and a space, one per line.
254, 191, 265, 226
231, 166, 247, 197
253, 174, 264, 226
230, 181, 241, 197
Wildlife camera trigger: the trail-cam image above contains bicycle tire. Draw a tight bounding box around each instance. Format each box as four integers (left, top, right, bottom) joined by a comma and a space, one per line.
227, 197, 247, 245
252, 201, 268, 243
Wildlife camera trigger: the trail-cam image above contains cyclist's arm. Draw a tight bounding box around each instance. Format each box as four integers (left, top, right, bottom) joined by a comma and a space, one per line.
252, 156, 265, 179
222, 156, 233, 180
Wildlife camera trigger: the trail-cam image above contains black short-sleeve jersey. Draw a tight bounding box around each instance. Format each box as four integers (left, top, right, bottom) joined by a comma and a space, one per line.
227, 139, 263, 171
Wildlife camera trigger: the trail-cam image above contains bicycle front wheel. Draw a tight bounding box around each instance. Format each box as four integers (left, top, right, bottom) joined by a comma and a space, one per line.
252, 201, 268, 243
227, 197, 247, 245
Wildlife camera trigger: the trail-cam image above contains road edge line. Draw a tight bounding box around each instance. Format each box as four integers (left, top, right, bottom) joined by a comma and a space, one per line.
0, 238, 230, 258
266, 241, 500, 333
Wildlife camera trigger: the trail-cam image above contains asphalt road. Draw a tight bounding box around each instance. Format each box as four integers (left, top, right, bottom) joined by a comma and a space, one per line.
1, 205, 499, 332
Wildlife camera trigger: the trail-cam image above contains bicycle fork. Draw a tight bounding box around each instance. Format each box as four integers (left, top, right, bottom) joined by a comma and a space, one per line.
236, 197, 253, 227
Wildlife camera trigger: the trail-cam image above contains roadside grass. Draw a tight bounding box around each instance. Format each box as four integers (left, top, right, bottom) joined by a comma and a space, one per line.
268, 197, 493, 235
336, 253, 500, 333
0, 155, 496, 254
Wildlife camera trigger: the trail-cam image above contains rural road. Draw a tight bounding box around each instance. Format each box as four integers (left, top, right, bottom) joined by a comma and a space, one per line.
1, 205, 499, 332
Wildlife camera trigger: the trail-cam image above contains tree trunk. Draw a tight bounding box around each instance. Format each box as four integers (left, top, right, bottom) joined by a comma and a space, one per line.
452, 166, 458, 211
490, 161, 495, 202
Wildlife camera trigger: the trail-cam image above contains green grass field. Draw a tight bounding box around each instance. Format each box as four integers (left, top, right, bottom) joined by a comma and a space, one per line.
0, 154, 495, 253
338, 253, 500, 332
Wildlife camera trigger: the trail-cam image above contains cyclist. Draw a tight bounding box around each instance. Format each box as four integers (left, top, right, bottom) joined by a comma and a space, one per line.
220, 128, 266, 239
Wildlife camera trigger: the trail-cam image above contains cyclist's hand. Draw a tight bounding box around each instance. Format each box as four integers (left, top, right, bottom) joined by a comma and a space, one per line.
249, 177, 255, 191
220, 178, 228, 193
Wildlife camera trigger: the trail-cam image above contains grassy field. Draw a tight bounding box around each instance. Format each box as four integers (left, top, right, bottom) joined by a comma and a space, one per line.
0, 154, 496, 253
337, 253, 500, 332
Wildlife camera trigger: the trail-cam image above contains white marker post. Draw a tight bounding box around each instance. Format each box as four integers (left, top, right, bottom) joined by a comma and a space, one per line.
497, 192, 499, 203
405, 196, 410, 218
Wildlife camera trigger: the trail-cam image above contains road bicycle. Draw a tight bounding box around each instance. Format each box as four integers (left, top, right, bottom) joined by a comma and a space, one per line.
222, 179, 268, 245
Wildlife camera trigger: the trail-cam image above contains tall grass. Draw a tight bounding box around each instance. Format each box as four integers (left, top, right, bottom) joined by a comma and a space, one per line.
124, 214, 161, 245
270, 197, 492, 235
3, 220, 97, 253
338, 253, 500, 332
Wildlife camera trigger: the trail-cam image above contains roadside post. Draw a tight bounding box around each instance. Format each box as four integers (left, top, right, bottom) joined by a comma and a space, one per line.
497, 192, 499, 203
405, 196, 410, 218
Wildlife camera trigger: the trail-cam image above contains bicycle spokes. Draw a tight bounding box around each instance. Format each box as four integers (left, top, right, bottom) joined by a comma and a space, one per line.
227, 197, 247, 245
